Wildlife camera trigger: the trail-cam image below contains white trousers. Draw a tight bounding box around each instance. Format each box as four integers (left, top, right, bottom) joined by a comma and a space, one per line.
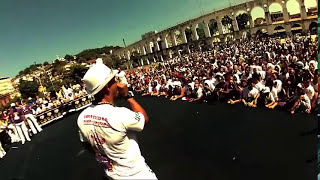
25, 114, 42, 134
15, 122, 31, 144
106, 165, 157, 180
7, 124, 21, 143
0, 141, 5, 158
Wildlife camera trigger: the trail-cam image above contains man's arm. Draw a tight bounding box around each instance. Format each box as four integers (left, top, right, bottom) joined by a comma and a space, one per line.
117, 83, 149, 124
127, 98, 149, 124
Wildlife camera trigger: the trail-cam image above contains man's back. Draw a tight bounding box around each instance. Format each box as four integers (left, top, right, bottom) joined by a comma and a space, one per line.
77, 104, 147, 176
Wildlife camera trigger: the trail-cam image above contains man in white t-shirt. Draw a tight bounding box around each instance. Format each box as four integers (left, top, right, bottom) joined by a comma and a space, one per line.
78, 59, 157, 180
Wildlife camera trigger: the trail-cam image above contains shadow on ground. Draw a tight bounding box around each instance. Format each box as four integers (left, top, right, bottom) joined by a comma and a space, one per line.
0, 95, 317, 180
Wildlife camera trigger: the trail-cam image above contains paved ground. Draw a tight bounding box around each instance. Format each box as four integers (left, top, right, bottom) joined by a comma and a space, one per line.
0, 95, 317, 180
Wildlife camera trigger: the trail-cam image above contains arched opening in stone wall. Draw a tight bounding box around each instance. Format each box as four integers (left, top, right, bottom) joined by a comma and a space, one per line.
269, 3, 284, 22
196, 23, 206, 40
165, 34, 173, 48
305, 0, 317, 16
274, 26, 286, 36
149, 42, 154, 54
309, 21, 317, 35
184, 27, 193, 43
236, 11, 251, 31
251, 6, 266, 26
286, 0, 301, 19
291, 23, 302, 34
174, 30, 183, 45
208, 19, 219, 36
256, 28, 268, 37
224, 34, 234, 42
156, 37, 162, 51
221, 15, 233, 34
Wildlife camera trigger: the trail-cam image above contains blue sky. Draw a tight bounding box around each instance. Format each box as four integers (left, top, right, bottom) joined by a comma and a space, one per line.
0, 0, 249, 77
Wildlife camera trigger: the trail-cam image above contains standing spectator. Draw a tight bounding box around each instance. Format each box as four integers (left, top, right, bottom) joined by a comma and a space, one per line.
9, 103, 31, 144
22, 100, 43, 135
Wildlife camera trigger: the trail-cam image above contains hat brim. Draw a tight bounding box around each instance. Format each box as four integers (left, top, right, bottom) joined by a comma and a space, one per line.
89, 69, 119, 95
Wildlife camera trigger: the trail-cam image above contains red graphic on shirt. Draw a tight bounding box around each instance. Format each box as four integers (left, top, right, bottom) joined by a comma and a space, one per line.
83, 115, 111, 128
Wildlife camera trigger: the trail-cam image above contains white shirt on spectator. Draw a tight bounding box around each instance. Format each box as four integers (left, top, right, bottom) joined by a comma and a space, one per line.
248, 87, 259, 98
304, 84, 315, 101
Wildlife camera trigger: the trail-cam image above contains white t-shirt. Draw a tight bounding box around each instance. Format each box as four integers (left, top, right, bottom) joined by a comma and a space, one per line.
304, 84, 315, 101
77, 104, 149, 177
196, 87, 203, 98
248, 87, 259, 98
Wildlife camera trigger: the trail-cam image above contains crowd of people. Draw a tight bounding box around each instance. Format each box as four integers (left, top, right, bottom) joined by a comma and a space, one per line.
0, 83, 88, 159
125, 35, 318, 115
0, 34, 318, 160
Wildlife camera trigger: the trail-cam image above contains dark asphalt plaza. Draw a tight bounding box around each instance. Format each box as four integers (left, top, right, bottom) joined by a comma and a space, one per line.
0, 95, 317, 180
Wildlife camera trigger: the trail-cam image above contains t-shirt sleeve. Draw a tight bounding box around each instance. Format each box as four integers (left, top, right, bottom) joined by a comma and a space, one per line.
119, 107, 145, 132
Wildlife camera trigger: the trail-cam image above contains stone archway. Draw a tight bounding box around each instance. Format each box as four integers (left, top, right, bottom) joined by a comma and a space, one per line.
184, 26, 193, 43
174, 30, 183, 45
291, 23, 302, 34
195, 23, 206, 40
224, 34, 234, 42
236, 10, 251, 31
269, 3, 284, 23
165, 34, 173, 48
221, 15, 233, 34
305, 0, 317, 17
286, 0, 301, 19
274, 26, 286, 36
251, 6, 266, 26
208, 19, 219, 36
309, 21, 317, 35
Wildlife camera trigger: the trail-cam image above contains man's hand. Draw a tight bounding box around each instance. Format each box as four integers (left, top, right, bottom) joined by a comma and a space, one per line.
117, 83, 128, 97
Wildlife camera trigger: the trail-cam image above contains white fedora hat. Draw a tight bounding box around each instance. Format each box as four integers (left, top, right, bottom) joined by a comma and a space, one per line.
82, 58, 119, 95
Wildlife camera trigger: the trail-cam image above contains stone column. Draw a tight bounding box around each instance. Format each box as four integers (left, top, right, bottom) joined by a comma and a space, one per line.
154, 40, 160, 51
299, 0, 307, 20
186, 45, 191, 54
147, 43, 153, 54
181, 30, 188, 44
284, 24, 292, 35
146, 58, 150, 65
141, 59, 144, 66
160, 55, 164, 61
141, 45, 146, 55
282, 6, 290, 22
191, 26, 199, 41
217, 22, 224, 35
248, 14, 254, 28
153, 56, 156, 63
171, 32, 177, 47
265, 11, 272, 25
232, 15, 239, 32
203, 23, 211, 37
162, 36, 169, 49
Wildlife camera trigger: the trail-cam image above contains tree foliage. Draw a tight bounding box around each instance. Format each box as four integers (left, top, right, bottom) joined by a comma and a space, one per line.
75, 46, 122, 62
18, 63, 42, 76
209, 20, 218, 35
236, 13, 251, 30
18, 80, 39, 99
222, 16, 233, 26
66, 64, 89, 84
64, 54, 74, 61
185, 28, 193, 42
196, 28, 206, 39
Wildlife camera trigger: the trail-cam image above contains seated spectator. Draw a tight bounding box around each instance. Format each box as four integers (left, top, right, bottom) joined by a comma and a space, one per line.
290, 84, 311, 114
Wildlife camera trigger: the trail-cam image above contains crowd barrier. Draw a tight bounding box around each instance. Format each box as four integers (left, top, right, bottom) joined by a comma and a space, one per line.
35, 95, 94, 127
